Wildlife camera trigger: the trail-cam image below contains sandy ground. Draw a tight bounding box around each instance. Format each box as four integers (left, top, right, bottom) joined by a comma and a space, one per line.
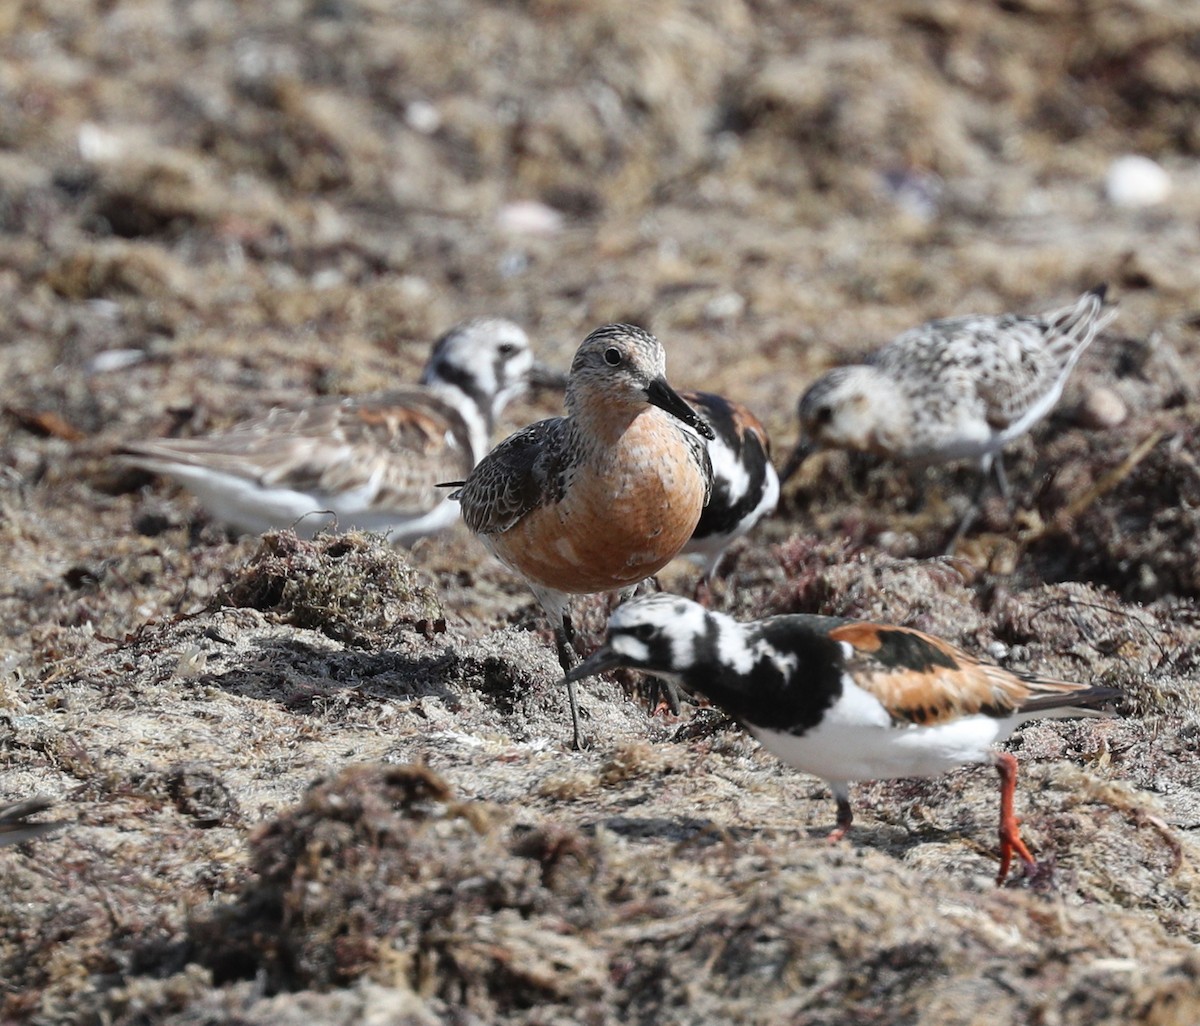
2, 1, 1200, 1023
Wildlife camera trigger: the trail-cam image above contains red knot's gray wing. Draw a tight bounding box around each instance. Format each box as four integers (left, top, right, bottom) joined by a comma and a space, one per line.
452, 418, 575, 536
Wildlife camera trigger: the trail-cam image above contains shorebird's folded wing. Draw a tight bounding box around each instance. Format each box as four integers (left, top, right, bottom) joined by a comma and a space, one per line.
451, 419, 574, 536
828, 621, 1100, 726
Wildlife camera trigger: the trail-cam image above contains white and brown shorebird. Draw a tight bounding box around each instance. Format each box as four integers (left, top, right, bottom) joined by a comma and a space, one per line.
781, 285, 1117, 545
567, 594, 1122, 883
678, 390, 779, 597
450, 324, 714, 748
0, 796, 65, 847
122, 318, 554, 543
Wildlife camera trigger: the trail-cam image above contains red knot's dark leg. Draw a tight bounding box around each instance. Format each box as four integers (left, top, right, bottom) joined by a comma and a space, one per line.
553, 613, 586, 750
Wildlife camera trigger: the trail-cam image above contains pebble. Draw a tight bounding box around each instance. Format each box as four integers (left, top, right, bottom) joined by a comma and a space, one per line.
77, 122, 125, 163
1105, 155, 1170, 208
1075, 386, 1128, 429
87, 348, 146, 374
496, 200, 564, 236
703, 290, 746, 322
405, 100, 441, 134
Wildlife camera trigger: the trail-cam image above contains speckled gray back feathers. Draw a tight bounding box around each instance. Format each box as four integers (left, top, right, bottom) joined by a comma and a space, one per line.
874, 286, 1115, 435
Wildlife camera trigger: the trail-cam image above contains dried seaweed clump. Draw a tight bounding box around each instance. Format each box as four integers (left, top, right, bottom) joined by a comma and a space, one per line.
771, 536, 988, 643
187, 764, 607, 1013
1032, 421, 1200, 601
215, 531, 443, 645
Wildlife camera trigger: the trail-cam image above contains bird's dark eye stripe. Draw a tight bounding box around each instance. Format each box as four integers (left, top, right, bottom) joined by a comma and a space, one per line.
603, 346, 622, 366
498, 343, 518, 355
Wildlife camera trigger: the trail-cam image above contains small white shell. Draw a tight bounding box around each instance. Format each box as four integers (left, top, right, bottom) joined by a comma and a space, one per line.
1074, 386, 1128, 430
1105, 155, 1171, 208
496, 200, 564, 237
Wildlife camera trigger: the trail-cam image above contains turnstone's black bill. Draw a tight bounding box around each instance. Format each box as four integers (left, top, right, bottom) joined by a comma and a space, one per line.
567, 593, 1122, 883
451, 324, 713, 750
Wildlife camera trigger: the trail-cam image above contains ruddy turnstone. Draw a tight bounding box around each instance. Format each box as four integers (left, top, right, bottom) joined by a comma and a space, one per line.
566, 593, 1121, 882
0, 796, 65, 847
122, 318, 551, 543
781, 286, 1117, 544
678, 390, 779, 594
451, 324, 713, 748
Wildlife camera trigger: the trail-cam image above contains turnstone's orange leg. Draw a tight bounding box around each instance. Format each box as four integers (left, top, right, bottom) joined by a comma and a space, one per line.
691, 575, 714, 608
825, 791, 854, 843
994, 752, 1036, 884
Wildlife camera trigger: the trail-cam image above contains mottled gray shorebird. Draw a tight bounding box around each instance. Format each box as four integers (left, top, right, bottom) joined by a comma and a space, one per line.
123, 319, 554, 543
451, 324, 713, 748
567, 593, 1122, 883
782, 286, 1117, 544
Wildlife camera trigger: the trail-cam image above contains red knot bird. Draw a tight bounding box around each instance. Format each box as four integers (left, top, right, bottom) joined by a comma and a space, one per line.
451, 323, 713, 748
678, 390, 779, 600
122, 318, 554, 543
567, 593, 1121, 883
0, 796, 65, 847
781, 285, 1117, 546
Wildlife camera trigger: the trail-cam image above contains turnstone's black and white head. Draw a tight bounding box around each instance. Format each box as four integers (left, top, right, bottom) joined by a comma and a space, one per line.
578, 592, 713, 677
569, 594, 1123, 884
419, 317, 540, 432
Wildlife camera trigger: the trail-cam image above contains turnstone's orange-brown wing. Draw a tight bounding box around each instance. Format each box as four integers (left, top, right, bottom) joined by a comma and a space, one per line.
681, 391, 772, 457
829, 621, 1097, 726
730, 401, 772, 457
